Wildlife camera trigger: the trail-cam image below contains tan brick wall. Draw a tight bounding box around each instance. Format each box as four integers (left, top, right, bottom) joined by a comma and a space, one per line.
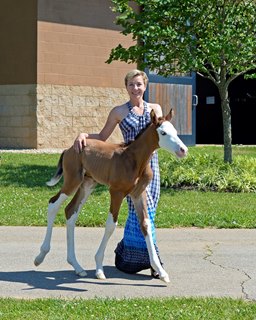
36, 84, 129, 149
37, 21, 136, 88
0, 85, 37, 148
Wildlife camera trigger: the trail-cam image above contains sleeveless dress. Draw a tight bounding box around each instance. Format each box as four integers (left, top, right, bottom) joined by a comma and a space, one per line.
114, 101, 161, 273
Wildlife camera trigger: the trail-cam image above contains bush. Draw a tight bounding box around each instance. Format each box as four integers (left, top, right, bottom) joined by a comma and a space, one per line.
158, 150, 256, 193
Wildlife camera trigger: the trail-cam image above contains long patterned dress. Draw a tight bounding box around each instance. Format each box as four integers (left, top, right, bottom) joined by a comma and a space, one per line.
114, 101, 162, 273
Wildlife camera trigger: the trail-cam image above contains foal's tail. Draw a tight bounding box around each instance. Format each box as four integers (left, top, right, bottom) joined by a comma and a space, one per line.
46, 151, 65, 187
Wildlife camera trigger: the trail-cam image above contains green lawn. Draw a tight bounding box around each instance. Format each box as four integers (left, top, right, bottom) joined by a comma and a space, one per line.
1, 297, 256, 320
0, 147, 255, 228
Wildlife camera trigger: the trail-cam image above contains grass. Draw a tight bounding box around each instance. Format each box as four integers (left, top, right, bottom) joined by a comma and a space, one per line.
0, 146, 255, 228
157, 189, 256, 228
1, 297, 256, 319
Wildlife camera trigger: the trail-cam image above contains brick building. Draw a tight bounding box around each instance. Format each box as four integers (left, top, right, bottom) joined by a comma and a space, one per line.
0, 0, 136, 149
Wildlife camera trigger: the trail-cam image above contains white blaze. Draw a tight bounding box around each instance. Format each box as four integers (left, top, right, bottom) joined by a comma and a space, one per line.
157, 121, 188, 158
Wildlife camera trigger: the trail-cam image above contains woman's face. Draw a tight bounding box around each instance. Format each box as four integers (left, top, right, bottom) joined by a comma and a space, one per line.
126, 75, 147, 100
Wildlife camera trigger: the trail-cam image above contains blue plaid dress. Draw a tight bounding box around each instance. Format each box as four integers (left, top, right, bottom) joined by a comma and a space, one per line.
114, 101, 161, 273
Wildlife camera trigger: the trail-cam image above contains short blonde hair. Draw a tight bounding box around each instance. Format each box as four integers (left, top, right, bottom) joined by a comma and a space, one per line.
124, 69, 149, 87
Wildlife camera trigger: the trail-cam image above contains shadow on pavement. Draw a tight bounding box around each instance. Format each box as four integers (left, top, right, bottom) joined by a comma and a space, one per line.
0, 266, 166, 292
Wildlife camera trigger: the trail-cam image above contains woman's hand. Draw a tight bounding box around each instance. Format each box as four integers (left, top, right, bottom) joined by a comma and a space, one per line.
73, 133, 89, 153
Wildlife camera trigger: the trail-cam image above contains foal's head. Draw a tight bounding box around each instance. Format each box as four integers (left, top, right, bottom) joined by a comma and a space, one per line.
151, 109, 188, 158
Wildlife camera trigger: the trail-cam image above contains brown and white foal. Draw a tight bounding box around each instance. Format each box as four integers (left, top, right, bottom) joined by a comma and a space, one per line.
34, 109, 187, 283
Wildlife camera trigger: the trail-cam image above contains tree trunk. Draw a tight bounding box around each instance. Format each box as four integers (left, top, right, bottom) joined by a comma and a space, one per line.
219, 86, 232, 163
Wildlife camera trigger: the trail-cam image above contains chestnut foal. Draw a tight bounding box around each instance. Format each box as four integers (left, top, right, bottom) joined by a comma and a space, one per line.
34, 109, 187, 283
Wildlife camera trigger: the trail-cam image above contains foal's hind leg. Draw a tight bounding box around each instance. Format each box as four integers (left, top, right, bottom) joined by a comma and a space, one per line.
65, 177, 96, 277
35, 164, 83, 268
34, 192, 68, 266
95, 190, 124, 280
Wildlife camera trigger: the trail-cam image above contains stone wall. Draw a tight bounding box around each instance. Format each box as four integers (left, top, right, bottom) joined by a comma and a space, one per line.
0, 85, 37, 148
0, 83, 128, 149
36, 84, 128, 148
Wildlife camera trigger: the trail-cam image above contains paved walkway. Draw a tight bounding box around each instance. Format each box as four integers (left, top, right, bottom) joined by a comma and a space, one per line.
0, 226, 255, 300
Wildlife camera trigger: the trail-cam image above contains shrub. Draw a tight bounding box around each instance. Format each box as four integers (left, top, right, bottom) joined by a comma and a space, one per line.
158, 150, 256, 193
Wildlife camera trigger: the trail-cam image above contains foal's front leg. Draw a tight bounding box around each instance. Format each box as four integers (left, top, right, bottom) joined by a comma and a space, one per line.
131, 192, 170, 283
95, 190, 123, 279
65, 177, 96, 276
95, 213, 117, 279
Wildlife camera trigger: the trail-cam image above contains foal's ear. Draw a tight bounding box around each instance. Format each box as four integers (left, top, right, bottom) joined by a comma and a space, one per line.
150, 109, 158, 124
165, 108, 174, 121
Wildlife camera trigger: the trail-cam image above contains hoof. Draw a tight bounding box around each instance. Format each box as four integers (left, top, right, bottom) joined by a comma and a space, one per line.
34, 257, 42, 267
96, 270, 106, 280
34, 251, 48, 267
160, 274, 170, 284
34, 259, 39, 267
76, 270, 87, 277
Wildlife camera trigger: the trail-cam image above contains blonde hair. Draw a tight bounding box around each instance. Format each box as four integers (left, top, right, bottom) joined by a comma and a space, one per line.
124, 69, 149, 87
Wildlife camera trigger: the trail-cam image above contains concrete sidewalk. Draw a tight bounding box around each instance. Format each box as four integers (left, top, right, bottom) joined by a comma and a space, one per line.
0, 226, 255, 300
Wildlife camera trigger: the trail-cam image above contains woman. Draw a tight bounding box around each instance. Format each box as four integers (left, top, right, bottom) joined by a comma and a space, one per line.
74, 69, 163, 277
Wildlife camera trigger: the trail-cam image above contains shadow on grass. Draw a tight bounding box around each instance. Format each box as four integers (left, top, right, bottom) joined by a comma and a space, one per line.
0, 164, 57, 188
0, 163, 110, 195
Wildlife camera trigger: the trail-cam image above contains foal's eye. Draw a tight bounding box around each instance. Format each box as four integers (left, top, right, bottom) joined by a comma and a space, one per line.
160, 131, 166, 136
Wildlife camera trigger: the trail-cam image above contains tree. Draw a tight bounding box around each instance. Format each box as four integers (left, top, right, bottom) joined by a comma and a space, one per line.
107, 0, 256, 162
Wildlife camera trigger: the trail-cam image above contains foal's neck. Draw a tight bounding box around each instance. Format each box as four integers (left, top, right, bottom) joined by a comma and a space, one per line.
126, 124, 159, 166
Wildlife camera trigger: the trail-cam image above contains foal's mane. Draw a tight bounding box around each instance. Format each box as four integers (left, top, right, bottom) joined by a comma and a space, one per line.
120, 122, 152, 148
128, 116, 164, 145
117, 115, 164, 148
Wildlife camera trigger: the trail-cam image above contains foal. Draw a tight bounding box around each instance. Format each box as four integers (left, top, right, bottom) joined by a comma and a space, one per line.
34, 109, 187, 283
